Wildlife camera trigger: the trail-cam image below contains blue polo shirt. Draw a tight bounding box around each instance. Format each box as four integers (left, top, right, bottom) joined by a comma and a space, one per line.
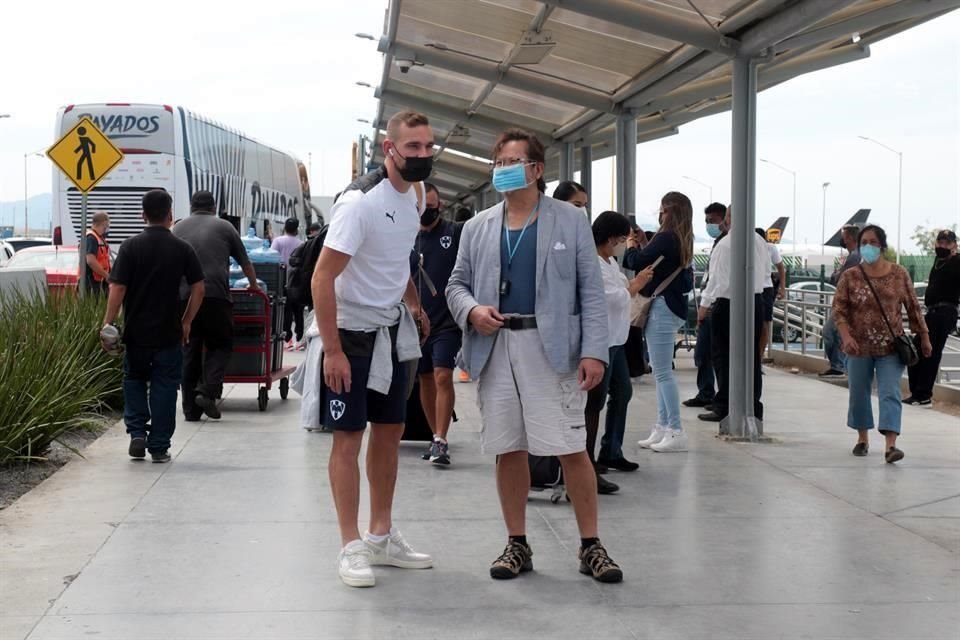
499, 219, 538, 315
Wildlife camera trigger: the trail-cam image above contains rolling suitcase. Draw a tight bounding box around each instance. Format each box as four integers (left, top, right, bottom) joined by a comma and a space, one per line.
528, 454, 566, 504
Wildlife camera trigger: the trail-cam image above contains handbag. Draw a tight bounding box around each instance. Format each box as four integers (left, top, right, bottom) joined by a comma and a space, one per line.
630, 266, 683, 329
858, 265, 920, 367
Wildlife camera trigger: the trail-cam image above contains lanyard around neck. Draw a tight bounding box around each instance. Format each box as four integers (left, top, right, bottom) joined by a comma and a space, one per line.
502, 196, 540, 267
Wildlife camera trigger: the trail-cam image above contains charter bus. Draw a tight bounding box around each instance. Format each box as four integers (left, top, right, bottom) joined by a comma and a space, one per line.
51, 103, 318, 247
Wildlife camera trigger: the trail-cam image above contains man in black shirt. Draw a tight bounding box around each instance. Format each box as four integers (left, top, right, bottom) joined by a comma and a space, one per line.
410, 182, 462, 465
103, 190, 205, 463
906, 229, 959, 405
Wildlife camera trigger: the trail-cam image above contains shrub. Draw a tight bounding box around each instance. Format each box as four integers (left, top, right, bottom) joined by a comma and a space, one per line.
0, 290, 122, 463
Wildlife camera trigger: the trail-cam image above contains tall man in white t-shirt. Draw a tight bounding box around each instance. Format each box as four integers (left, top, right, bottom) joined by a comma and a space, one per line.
311, 110, 435, 588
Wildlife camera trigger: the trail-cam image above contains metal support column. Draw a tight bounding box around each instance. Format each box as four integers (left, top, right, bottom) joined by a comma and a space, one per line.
725, 56, 761, 439
615, 114, 637, 213
559, 142, 575, 183
579, 144, 593, 209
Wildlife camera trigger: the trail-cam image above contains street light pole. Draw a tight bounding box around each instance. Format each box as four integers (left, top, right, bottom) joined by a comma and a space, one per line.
858, 136, 903, 263
23, 153, 28, 236
821, 182, 831, 256
760, 158, 797, 252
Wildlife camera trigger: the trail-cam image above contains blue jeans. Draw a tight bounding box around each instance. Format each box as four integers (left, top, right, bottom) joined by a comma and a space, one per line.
598, 345, 633, 460
123, 345, 183, 453
645, 298, 685, 431
823, 316, 847, 372
847, 354, 904, 434
693, 315, 715, 401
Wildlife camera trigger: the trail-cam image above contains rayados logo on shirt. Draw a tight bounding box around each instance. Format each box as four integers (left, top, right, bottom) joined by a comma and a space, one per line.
440, 236, 452, 249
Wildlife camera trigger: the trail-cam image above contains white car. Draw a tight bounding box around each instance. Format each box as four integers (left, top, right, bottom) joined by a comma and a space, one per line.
0, 240, 15, 266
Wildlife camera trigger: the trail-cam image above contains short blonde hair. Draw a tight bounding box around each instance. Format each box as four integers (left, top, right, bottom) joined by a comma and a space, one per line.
386, 110, 430, 141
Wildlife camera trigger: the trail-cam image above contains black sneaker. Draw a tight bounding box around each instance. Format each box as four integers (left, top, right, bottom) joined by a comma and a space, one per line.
597, 474, 619, 495
490, 540, 533, 579
818, 369, 846, 378
151, 450, 172, 464
579, 541, 623, 583
421, 442, 432, 461
885, 447, 905, 464
195, 393, 221, 419
698, 411, 724, 422
430, 439, 450, 466
597, 456, 639, 472
128, 437, 146, 460
183, 412, 203, 422
902, 396, 932, 406
852, 442, 868, 457
682, 396, 713, 408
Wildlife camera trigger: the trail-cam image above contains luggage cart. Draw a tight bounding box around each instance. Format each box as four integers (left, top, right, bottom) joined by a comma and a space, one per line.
225, 288, 295, 411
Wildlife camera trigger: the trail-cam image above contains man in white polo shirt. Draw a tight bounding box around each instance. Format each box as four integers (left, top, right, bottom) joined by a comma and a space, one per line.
310, 110, 434, 588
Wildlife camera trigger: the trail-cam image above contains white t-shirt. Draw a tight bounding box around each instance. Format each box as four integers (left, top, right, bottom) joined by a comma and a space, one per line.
763, 242, 782, 288
324, 178, 423, 308
598, 256, 631, 347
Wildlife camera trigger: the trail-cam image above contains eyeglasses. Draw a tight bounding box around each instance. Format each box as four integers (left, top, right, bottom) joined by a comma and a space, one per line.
494, 157, 531, 168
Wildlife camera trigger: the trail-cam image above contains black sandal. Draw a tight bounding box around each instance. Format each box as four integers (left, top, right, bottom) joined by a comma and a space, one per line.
852, 442, 868, 457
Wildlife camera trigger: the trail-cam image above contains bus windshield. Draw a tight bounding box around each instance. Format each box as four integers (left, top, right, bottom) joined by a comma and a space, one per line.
61, 105, 175, 154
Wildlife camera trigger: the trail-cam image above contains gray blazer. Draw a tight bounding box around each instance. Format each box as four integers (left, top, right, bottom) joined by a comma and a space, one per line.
446, 195, 609, 378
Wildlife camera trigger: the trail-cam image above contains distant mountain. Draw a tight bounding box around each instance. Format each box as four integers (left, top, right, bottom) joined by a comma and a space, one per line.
0, 193, 52, 235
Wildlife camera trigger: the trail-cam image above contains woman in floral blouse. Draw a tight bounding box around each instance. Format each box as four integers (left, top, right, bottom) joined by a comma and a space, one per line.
832, 225, 931, 463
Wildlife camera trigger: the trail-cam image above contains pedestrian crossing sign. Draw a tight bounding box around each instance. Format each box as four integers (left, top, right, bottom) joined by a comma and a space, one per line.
46, 117, 124, 193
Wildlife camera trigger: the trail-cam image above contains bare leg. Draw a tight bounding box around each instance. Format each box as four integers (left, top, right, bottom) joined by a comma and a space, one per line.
496, 451, 530, 536
559, 451, 599, 539
419, 374, 438, 435
367, 423, 404, 536
884, 431, 898, 449
433, 367, 455, 441
857, 429, 869, 445
329, 430, 364, 546
759, 321, 771, 359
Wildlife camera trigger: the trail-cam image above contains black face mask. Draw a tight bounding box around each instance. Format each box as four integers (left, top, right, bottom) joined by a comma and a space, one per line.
420, 206, 441, 227
392, 149, 433, 182
935, 247, 952, 259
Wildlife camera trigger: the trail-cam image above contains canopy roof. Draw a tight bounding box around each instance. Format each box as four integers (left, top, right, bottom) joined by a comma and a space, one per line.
365, 0, 958, 204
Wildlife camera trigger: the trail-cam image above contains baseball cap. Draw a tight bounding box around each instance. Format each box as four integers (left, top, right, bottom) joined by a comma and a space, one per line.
936, 229, 957, 243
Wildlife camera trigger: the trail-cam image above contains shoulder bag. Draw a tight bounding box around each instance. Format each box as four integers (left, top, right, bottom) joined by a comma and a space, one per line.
858, 265, 919, 367
630, 266, 683, 329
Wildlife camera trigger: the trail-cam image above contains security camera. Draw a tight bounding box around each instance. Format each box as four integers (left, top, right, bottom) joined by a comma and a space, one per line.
395, 58, 415, 74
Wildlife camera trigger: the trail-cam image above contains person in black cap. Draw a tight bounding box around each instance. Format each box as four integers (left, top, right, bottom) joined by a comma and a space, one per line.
905, 229, 959, 405
172, 190, 260, 420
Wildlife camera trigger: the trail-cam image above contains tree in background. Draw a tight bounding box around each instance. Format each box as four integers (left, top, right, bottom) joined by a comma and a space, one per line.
911, 223, 958, 255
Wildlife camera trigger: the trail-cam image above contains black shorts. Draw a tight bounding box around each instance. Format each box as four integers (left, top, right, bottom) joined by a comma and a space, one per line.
761, 287, 776, 322
320, 328, 409, 431
417, 330, 462, 375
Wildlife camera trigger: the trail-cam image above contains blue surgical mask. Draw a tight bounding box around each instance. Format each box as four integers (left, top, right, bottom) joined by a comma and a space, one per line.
860, 244, 882, 264
706, 223, 721, 239
492, 163, 530, 193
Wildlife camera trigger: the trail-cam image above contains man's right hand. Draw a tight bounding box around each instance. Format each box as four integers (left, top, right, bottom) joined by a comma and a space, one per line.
323, 349, 352, 394
468, 305, 504, 336
247, 280, 262, 292
697, 305, 711, 327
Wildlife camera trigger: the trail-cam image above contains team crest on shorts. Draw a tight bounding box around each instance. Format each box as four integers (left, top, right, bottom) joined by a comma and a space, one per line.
440, 235, 452, 249
330, 400, 346, 421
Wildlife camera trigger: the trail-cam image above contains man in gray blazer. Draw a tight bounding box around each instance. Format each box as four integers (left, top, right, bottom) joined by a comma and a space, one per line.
446, 129, 622, 584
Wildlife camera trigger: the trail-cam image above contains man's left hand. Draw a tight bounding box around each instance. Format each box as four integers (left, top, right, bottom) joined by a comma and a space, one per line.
777, 287, 786, 300
578, 358, 605, 391
181, 321, 192, 346
413, 307, 430, 344
921, 335, 933, 358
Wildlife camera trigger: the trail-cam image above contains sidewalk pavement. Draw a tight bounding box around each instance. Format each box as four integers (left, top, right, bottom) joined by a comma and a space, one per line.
2, 355, 958, 639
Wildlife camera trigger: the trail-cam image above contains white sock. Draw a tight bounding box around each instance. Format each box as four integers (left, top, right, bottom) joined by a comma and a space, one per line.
366, 531, 389, 544
434, 436, 447, 444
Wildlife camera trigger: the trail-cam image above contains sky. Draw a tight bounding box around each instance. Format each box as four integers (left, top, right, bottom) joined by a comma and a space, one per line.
0, 1, 957, 251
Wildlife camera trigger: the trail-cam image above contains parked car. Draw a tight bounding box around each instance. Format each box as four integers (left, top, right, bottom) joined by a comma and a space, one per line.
4, 245, 80, 292
5, 236, 53, 253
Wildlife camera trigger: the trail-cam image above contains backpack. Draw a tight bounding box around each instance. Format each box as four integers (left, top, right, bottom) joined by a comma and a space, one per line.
286, 225, 327, 309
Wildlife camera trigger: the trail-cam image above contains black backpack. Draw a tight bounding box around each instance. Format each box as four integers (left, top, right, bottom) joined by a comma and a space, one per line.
286, 225, 327, 309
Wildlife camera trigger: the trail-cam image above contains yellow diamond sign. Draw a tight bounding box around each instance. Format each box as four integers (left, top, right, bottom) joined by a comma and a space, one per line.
47, 117, 124, 193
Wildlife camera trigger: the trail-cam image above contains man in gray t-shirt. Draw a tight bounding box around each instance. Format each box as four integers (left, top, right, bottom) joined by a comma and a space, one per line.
172, 190, 259, 420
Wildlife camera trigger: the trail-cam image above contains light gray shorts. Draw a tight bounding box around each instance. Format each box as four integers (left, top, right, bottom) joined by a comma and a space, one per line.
476, 326, 587, 457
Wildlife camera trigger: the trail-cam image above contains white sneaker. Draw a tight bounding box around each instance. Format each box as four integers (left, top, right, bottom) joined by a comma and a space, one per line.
364, 528, 433, 569
338, 539, 375, 587
651, 430, 689, 452
638, 426, 667, 449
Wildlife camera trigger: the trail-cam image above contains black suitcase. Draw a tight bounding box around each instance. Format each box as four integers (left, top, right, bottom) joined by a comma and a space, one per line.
528, 454, 566, 504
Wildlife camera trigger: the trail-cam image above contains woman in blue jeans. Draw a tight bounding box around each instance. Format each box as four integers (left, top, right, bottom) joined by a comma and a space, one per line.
585, 212, 654, 492
623, 192, 695, 452
832, 225, 931, 462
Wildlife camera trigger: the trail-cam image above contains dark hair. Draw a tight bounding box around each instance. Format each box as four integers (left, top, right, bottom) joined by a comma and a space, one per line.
307, 222, 322, 234
591, 211, 631, 247
142, 189, 172, 223
755, 227, 767, 239
553, 180, 587, 203
454, 206, 473, 222
190, 190, 215, 212
284, 218, 299, 234
705, 202, 727, 216
644, 230, 655, 242
423, 182, 440, 197
858, 224, 888, 250
492, 128, 546, 193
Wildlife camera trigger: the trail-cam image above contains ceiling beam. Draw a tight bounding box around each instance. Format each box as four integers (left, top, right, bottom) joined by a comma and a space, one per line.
540, 0, 738, 54
739, 0, 861, 55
